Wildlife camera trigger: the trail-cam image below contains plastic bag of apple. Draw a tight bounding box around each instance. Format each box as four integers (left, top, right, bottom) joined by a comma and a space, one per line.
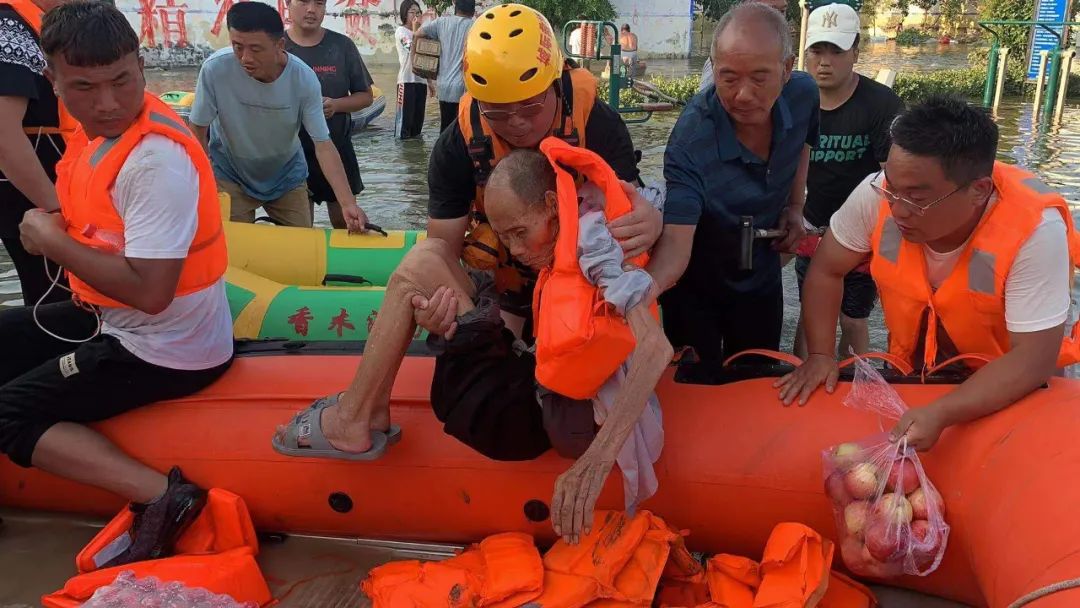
822, 355, 950, 578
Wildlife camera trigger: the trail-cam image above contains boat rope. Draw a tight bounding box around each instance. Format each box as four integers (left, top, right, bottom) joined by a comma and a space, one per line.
1007, 578, 1080, 608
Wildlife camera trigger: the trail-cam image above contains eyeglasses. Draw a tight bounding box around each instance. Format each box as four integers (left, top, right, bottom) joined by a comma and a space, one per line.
869, 169, 970, 217
478, 90, 550, 122
407, 8, 420, 14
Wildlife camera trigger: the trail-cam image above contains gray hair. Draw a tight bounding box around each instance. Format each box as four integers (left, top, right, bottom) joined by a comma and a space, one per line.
711, 2, 793, 62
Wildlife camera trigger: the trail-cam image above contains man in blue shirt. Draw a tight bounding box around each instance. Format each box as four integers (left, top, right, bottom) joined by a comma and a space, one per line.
189, 2, 367, 230
647, 1, 819, 363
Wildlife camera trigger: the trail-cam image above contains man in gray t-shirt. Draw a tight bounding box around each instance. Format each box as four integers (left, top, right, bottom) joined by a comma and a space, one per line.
189, 2, 368, 230
415, 0, 475, 132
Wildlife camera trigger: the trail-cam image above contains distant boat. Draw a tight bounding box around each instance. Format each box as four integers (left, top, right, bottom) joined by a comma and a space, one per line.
159, 86, 386, 135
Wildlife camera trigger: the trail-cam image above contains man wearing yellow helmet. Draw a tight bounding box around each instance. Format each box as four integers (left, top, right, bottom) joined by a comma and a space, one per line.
420, 3, 662, 338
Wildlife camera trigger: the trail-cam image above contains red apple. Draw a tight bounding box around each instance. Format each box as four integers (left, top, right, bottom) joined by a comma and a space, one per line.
844, 501, 872, 538
844, 463, 879, 500
908, 486, 945, 520
865, 519, 903, 562
874, 493, 913, 526
885, 458, 920, 494
839, 536, 865, 564
910, 519, 943, 558
832, 442, 863, 469
825, 471, 852, 506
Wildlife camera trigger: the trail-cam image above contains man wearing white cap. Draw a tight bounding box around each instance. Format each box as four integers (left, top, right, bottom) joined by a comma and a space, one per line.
792, 2, 903, 359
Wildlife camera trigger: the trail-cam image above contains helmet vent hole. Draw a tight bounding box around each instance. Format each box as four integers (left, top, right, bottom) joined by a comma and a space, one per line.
479, 31, 492, 40
519, 67, 538, 82
485, 12, 495, 19
509, 9, 521, 16
509, 28, 523, 38
472, 74, 488, 85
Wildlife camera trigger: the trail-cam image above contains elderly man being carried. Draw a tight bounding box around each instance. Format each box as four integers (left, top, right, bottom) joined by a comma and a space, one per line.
273, 142, 671, 544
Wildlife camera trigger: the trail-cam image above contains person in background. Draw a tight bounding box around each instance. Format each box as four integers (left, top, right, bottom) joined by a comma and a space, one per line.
189, 2, 367, 230
619, 24, 638, 68
285, 0, 372, 230
414, 0, 475, 132
567, 18, 584, 57
699, 0, 790, 93
0, 0, 71, 306
1, 1, 234, 561
394, 0, 431, 139
648, 2, 818, 363
777, 96, 1076, 452
793, 3, 904, 359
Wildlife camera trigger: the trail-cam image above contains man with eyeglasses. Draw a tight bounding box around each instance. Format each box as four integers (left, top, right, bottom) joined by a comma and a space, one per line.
777, 95, 1079, 451
422, 3, 660, 340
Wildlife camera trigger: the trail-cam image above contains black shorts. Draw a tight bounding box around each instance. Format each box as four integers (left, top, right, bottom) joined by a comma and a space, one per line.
427, 272, 594, 461
0, 302, 233, 467
794, 255, 877, 320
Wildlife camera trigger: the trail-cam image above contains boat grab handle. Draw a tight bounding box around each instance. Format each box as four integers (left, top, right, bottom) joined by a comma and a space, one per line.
322, 274, 373, 286
924, 353, 993, 376
722, 349, 915, 377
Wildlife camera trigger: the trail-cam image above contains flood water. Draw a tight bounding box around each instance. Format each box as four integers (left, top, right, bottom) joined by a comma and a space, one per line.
4, 41, 1079, 355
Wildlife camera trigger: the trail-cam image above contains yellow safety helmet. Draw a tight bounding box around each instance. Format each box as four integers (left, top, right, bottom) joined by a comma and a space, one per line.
464, 3, 564, 104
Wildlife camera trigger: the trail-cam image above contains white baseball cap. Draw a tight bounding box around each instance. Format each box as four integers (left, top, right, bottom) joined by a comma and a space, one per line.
805, 3, 861, 51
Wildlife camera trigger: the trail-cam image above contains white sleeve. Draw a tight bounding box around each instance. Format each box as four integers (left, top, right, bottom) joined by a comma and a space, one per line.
828, 172, 881, 254
110, 134, 199, 259
1004, 209, 1072, 333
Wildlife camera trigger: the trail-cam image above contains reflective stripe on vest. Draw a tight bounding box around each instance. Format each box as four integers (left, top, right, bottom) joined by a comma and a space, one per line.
870, 161, 1080, 370
57, 92, 227, 309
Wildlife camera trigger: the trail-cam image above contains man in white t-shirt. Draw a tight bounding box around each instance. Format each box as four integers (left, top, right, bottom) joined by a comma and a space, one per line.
776, 95, 1076, 451
2, 1, 233, 564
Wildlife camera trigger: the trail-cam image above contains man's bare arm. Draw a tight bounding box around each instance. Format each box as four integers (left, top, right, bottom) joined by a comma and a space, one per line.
644, 224, 695, 294
0, 96, 60, 211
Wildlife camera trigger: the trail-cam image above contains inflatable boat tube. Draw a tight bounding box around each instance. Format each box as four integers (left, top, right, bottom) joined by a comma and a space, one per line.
1, 350, 1078, 607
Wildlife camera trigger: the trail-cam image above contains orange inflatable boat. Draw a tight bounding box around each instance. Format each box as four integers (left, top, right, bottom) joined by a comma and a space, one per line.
0, 344, 1078, 607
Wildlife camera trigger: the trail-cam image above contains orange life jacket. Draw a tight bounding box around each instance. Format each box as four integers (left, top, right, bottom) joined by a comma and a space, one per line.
458, 66, 597, 297
42, 489, 271, 608
870, 161, 1080, 371
3, 0, 79, 144
532, 137, 658, 400
55, 92, 228, 309
541, 510, 675, 604
360, 532, 544, 608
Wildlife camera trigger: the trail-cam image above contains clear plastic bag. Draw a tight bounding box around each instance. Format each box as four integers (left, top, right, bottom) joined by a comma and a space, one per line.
821, 356, 950, 578
81, 570, 259, 608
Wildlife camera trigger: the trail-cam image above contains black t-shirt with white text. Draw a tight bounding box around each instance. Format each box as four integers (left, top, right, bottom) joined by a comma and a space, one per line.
804, 75, 903, 227
286, 29, 372, 202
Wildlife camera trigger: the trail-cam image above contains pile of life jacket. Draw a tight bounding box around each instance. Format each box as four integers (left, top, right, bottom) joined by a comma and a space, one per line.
361, 511, 878, 608
41, 489, 273, 607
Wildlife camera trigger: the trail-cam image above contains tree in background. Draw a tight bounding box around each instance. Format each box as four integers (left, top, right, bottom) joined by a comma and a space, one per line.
696, 0, 807, 36
509, 0, 617, 31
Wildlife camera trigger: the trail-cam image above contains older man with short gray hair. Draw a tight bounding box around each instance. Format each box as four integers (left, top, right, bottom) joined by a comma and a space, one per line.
646, 1, 820, 363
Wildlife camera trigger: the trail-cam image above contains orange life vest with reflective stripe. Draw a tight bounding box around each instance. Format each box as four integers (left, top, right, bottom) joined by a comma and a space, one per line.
870, 161, 1080, 371
4, 0, 79, 144
533, 137, 658, 400
55, 92, 228, 308
457, 66, 597, 298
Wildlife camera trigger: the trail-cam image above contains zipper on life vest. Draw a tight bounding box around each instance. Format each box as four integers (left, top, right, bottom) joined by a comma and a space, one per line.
922, 305, 939, 382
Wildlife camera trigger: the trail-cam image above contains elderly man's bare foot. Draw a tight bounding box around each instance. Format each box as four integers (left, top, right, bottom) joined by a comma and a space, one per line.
316, 401, 378, 453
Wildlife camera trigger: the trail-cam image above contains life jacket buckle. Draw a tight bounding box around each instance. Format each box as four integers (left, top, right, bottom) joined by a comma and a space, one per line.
467, 135, 494, 187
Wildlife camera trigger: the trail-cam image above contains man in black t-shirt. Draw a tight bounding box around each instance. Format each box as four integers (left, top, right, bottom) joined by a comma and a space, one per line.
794, 3, 903, 358
285, 0, 372, 229
421, 4, 660, 336
0, 0, 68, 306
